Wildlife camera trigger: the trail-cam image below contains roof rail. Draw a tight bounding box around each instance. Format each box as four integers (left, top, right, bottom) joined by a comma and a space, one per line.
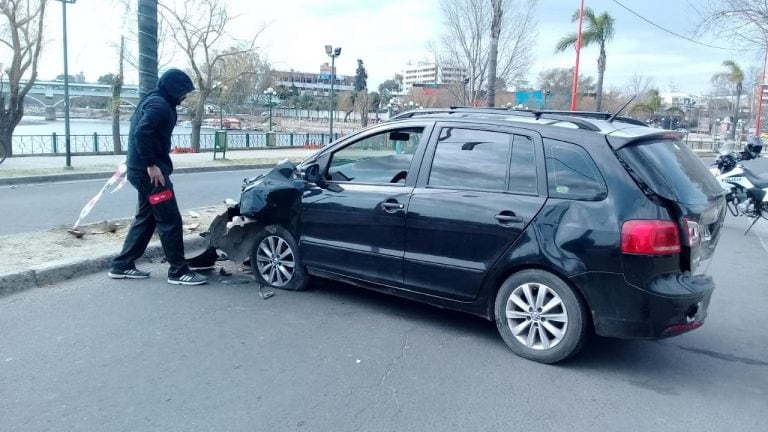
511, 109, 648, 127
388, 107, 603, 131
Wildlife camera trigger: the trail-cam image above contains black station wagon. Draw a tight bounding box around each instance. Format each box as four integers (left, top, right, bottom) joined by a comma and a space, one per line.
203, 108, 726, 363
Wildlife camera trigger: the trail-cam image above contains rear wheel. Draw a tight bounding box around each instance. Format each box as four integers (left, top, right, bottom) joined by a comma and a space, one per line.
494, 269, 588, 364
250, 224, 308, 291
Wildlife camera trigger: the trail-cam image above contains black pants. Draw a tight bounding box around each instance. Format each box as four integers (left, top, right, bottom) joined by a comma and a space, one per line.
111, 170, 190, 277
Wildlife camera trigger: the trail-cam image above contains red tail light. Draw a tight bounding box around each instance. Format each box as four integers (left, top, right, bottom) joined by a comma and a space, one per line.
621, 220, 681, 255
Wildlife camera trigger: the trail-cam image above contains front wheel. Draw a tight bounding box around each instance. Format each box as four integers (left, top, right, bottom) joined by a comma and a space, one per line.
250, 224, 309, 291
494, 269, 588, 364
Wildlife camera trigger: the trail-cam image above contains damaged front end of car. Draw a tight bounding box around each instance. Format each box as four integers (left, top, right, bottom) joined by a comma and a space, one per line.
196, 159, 306, 266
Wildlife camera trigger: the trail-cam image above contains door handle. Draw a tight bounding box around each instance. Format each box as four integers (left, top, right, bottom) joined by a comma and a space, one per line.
382, 201, 404, 211
495, 212, 524, 224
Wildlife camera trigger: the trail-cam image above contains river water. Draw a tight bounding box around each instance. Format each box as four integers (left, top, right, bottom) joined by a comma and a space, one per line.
14, 116, 196, 136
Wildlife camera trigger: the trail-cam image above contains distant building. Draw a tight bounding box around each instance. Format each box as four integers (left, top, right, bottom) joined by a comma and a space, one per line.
660, 92, 700, 107
272, 64, 355, 97
401, 61, 466, 91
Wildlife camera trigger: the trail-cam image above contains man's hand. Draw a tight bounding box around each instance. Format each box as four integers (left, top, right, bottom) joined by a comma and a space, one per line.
147, 165, 165, 187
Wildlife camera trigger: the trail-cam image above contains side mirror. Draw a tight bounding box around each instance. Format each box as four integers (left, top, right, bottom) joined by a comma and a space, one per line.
304, 164, 322, 183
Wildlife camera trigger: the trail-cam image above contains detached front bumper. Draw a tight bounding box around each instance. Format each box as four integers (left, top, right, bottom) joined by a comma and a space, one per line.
571, 272, 714, 339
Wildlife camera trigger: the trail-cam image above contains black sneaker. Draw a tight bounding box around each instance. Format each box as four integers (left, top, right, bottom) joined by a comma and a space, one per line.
167, 272, 208, 286
108, 268, 151, 279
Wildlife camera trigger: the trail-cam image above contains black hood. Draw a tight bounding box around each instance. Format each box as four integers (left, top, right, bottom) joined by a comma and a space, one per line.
158, 69, 195, 105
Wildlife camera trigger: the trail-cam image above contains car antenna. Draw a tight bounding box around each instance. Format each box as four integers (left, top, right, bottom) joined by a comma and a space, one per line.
607, 95, 638, 123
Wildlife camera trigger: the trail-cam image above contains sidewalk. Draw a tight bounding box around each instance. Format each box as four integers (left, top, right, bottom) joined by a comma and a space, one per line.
0, 147, 318, 185
0, 148, 319, 295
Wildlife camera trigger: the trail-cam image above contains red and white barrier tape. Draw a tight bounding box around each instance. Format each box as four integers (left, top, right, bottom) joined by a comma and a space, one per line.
72, 162, 127, 229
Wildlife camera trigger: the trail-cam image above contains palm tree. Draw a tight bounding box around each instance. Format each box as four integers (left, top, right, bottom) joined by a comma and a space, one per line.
555, 7, 616, 111
630, 89, 663, 117
712, 60, 744, 139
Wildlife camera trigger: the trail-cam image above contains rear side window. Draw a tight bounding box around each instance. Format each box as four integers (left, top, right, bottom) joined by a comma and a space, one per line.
544, 139, 607, 200
509, 135, 538, 194
617, 139, 723, 205
428, 128, 511, 190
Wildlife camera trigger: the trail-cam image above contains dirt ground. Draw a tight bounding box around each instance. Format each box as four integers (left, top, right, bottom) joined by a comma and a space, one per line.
0, 206, 223, 273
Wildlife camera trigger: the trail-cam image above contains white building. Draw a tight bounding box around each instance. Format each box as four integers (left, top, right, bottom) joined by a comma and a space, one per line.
401, 61, 466, 91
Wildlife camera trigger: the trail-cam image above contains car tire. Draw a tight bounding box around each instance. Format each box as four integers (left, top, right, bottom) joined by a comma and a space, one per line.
494, 269, 588, 364
250, 225, 309, 291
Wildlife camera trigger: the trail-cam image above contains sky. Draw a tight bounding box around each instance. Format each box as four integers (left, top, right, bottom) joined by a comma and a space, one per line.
24, 0, 767, 96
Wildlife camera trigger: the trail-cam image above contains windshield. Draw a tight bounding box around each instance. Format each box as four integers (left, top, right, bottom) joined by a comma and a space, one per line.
618, 139, 724, 205
718, 140, 736, 156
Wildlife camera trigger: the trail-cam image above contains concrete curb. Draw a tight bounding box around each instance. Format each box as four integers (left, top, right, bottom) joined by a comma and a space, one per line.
0, 164, 275, 186
0, 235, 209, 297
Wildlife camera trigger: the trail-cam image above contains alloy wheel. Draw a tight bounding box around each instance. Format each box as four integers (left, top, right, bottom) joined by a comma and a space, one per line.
255, 235, 295, 287
505, 282, 569, 350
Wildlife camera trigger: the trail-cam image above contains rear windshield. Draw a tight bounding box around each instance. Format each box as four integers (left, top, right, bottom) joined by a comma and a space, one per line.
617, 139, 723, 205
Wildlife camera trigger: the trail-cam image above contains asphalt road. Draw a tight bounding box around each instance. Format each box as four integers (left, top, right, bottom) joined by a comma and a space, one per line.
0, 170, 266, 235
1, 217, 767, 431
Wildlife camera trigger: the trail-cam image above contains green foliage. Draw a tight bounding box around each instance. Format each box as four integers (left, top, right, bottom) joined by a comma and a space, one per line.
97, 73, 117, 85
368, 91, 381, 111
711, 60, 745, 94
55, 72, 86, 83
378, 78, 402, 102
355, 59, 368, 92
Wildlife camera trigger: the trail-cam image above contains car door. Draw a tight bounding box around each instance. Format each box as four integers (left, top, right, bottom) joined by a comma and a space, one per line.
300, 122, 433, 287
403, 123, 547, 301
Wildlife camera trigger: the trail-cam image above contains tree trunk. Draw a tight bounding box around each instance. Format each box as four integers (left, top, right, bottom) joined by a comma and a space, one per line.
112, 36, 125, 154
0, 120, 13, 160
192, 101, 204, 152
596, 47, 606, 112
359, 92, 369, 128
0, 92, 24, 159
732, 88, 741, 140
487, 0, 503, 108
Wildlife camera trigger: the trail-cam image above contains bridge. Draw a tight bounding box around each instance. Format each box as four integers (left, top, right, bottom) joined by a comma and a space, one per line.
19, 80, 141, 120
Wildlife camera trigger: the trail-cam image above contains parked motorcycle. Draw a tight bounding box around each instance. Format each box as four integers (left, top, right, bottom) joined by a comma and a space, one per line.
709, 136, 768, 233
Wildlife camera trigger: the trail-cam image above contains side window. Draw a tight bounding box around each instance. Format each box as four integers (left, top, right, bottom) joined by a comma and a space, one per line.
328, 127, 424, 184
544, 139, 607, 200
428, 128, 511, 191
509, 135, 538, 194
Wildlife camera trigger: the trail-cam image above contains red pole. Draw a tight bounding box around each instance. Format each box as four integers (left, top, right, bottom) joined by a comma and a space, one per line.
755, 45, 768, 137
570, 0, 585, 111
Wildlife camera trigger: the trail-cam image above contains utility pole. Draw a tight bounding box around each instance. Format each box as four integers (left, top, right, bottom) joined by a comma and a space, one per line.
60, 0, 75, 168
570, 0, 585, 111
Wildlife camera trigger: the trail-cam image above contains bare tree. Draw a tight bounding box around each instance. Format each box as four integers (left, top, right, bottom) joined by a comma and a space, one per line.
624, 73, 654, 99
696, 0, 768, 47
159, 0, 265, 151
114, 0, 180, 71
435, 0, 537, 106
0, 0, 46, 161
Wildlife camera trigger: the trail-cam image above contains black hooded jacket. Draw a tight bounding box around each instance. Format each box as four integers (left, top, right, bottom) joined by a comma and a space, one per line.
126, 69, 195, 175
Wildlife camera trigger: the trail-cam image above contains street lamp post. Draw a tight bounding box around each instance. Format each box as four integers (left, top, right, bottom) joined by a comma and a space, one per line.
325, 45, 342, 140
59, 0, 76, 168
463, 77, 469, 105
264, 87, 275, 131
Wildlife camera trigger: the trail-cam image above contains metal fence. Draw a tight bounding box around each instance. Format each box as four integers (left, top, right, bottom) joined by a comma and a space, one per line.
10, 132, 340, 156
10, 131, 739, 157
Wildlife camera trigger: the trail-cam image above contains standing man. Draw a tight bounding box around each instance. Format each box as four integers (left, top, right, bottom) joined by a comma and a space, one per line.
109, 68, 207, 286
